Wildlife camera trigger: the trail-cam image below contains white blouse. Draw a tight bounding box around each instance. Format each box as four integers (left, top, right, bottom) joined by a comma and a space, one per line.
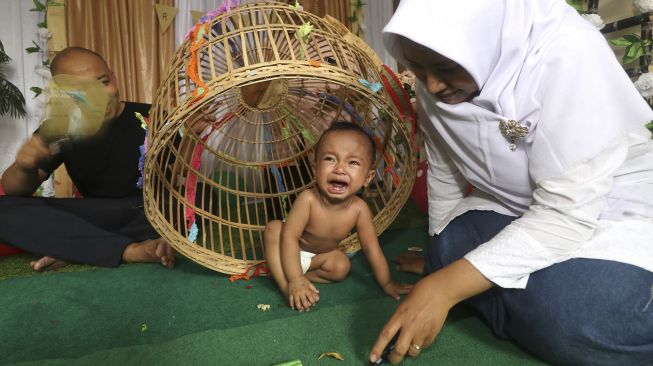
421, 106, 653, 289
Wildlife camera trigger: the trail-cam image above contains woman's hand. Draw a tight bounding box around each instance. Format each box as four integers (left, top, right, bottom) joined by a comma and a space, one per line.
369, 259, 493, 364
370, 275, 453, 364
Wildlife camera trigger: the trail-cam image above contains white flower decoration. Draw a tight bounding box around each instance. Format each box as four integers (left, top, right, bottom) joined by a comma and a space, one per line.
37, 28, 52, 40
581, 13, 605, 30
34, 65, 52, 80
634, 0, 653, 13
399, 70, 416, 89
634, 72, 653, 98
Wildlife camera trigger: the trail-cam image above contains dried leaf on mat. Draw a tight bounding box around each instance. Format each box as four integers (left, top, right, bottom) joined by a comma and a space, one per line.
318, 352, 344, 361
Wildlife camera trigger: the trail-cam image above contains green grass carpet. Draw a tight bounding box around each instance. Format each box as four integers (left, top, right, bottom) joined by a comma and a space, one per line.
0, 204, 548, 365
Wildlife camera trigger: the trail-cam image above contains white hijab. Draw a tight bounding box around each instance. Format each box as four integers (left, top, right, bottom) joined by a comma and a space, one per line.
383, 0, 653, 209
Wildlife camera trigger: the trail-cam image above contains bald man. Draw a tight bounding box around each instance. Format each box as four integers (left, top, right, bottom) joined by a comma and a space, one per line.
0, 47, 175, 271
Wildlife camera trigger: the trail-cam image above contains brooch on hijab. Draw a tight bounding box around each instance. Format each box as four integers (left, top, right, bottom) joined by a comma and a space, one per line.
499, 120, 529, 151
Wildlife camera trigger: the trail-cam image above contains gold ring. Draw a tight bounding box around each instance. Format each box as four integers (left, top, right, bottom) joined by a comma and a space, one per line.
411, 343, 421, 351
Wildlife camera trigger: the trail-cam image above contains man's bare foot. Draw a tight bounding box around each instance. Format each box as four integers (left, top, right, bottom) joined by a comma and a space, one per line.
394, 253, 425, 275
30, 256, 70, 272
122, 238, 175, 268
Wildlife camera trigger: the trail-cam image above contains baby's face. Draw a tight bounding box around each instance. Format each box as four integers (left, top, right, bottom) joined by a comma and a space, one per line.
314, 131, 375, 202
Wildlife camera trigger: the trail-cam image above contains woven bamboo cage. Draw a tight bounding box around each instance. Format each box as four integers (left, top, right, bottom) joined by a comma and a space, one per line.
143, 1, 417, 275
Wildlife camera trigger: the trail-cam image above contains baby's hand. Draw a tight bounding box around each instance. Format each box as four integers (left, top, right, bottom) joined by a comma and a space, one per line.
382, 281, 413, 300
288, 276, 320, 311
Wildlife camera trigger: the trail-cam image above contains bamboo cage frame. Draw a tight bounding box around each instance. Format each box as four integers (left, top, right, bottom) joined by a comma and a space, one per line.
143, 2, 417, 275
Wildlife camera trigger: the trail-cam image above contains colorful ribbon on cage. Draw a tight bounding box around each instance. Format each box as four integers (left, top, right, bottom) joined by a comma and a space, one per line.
135, 112, 149, 189
379, 64, 417, 148
184, 0, 241, 106
186, 23, 210, 105
184, 111, 237, 236
228, 262, 270, 282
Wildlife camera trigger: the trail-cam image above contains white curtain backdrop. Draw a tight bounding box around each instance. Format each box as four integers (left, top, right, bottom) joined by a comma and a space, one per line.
0, 0, 51, 196
363, 0, 396, 71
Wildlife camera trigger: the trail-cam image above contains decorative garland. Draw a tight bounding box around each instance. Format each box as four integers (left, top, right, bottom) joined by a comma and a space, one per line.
134, 112, 149, 189
348, 0, 366, 38
26, 1, 62, 118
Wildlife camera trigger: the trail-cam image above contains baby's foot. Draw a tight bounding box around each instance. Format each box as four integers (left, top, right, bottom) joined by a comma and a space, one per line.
123, 238, 175, 268
393, 253, 425, 275
30, 256, 69, 272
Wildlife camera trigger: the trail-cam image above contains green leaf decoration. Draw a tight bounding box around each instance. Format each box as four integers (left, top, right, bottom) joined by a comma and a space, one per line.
623, 42, 644, 64
298, 22, 313, 43
25, 40, 42, 54
566, 0, 584, 11
608, 34, 648, 64
37, 21, 48, 28
623, 34, 641, 43
609, 38, 633, 47
30, 0, 47, 12
30, 86, 43, 99
645, 120, 653, 132
272, 361, 303, 366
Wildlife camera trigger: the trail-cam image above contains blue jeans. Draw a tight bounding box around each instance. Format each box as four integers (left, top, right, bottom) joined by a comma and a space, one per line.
425, 210, 653, 366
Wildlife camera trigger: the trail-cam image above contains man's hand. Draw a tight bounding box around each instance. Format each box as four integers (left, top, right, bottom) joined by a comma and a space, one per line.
14, 135, 52, 173
0, 135, 55, 196
287, 276, 320, 311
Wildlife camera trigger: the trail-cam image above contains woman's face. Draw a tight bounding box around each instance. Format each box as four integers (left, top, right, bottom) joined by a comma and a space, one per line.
399, 37, 479, 104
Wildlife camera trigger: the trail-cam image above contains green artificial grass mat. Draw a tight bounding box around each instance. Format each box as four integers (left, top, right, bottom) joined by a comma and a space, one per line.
0, 254, 95, 281
0, 202, 548, 365
11, 298, 545, 366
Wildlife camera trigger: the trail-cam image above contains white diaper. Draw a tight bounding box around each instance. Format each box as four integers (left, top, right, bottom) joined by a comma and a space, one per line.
300, 250, 317, 274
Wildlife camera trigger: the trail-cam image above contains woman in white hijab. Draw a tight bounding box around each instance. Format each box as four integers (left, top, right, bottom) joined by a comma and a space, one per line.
372, 0, 653, 364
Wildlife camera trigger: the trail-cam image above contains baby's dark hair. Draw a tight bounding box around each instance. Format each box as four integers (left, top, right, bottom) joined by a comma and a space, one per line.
50, 47, 109, 75
315, 121, 376, 166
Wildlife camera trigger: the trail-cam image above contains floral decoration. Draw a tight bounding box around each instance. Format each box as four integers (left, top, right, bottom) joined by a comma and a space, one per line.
634, 72, 653, 97
634, 0, 653, 14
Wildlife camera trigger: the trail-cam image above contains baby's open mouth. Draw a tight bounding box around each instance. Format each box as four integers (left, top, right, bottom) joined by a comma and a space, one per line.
327, 179, 349, 194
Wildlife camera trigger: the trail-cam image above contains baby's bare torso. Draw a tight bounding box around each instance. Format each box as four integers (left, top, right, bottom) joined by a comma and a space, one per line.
299, 189, 362, 253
